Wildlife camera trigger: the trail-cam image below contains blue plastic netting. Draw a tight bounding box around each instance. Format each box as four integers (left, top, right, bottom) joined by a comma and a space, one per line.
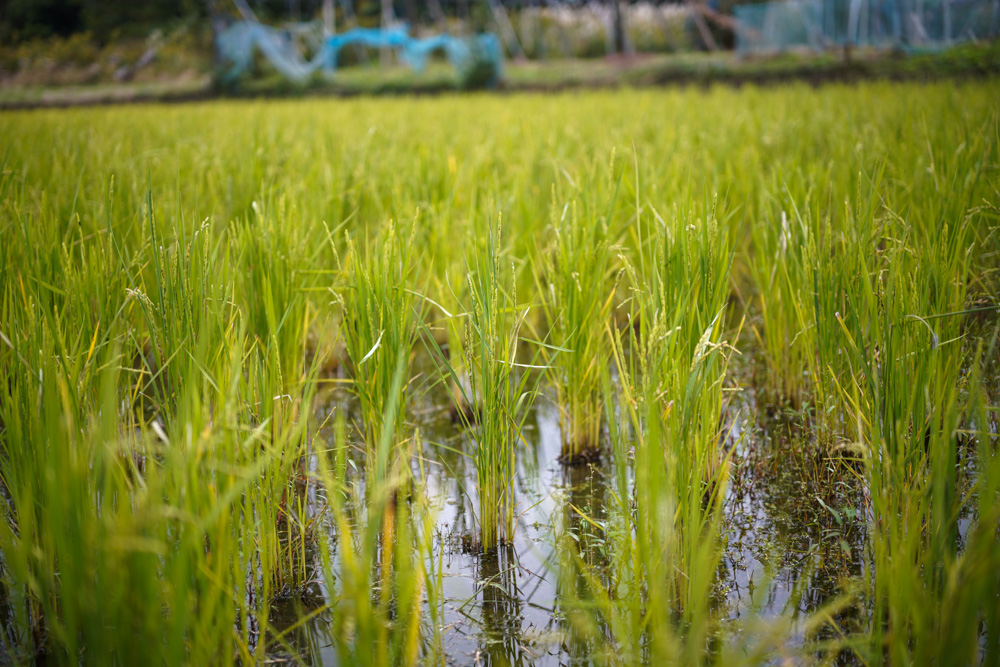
217, 21, 504, 84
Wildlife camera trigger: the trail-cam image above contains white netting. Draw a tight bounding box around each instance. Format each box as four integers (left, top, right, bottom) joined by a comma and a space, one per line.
735, 0, 999, 54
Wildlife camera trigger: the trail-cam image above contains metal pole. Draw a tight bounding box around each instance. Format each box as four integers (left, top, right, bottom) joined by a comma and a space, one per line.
232, 0, 260, 22
486, 0, 526, 60
611, 0, 626, 54
943, 0, 952, 42
381, 0, 393, 67
323, 0, 336, 35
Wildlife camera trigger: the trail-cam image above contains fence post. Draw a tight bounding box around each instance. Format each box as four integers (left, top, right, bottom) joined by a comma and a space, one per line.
943, 0, 952, 42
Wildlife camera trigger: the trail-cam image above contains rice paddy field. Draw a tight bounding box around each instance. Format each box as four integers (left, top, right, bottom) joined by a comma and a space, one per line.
1, 81, 999, 665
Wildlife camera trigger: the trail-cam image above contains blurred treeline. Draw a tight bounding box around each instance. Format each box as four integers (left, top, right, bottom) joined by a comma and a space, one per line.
1, 0, 473, 43
0, 0, 208, 42
1, 0, 697, 45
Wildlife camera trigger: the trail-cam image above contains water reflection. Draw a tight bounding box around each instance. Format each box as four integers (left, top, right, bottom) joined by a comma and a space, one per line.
555, 460, 615, 666
269, 354, 879, 665
722, 405, 868, 647
476, 545, 524, 666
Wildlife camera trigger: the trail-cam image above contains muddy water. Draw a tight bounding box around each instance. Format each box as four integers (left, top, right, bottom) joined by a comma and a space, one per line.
263, 352, 872, 666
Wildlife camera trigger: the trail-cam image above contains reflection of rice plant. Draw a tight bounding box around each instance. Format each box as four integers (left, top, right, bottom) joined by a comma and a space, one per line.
314, 364, 443, 666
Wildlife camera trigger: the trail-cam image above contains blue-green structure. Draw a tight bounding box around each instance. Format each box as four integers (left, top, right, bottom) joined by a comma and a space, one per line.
217, 21, 503, 86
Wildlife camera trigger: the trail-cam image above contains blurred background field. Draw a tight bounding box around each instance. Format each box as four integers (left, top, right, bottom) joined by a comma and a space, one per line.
0, 0, 998, 107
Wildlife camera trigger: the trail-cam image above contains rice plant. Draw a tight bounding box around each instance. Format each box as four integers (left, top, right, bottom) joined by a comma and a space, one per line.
336, 219, 420, 494
0, 80, 998, 664
0, 185, 317, 663
534, 159, 623, 460
424, 215, 543, 550
832, 182, 998, 663
749, 174, 882, 438
556, 192, 737, 662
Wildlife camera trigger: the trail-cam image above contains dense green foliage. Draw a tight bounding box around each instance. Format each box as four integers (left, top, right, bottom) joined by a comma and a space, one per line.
0, 0, 204, 42
1, 81, 999, 664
